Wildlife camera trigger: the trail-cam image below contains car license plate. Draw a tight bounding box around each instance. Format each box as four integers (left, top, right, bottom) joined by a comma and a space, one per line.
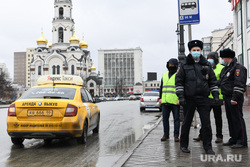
27, 110, 53, 116
146, 105, 155, 107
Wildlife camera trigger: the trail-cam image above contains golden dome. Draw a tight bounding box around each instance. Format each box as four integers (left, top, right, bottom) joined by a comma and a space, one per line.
91, 64, 96, 71
49, 43, 52, 48
79, 36, 88, 48
37, 32, 48, 45
69, 31, 80, 43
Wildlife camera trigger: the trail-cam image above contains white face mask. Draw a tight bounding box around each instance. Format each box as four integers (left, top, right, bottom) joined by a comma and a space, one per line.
208, 59, 214, 65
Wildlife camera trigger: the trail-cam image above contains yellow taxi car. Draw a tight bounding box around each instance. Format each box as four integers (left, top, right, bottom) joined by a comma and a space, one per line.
7, 75, 100, 145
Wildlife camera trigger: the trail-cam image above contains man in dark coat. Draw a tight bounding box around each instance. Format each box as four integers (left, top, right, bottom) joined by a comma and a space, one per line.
219, 48, 248, 148
175, 40, 219, 155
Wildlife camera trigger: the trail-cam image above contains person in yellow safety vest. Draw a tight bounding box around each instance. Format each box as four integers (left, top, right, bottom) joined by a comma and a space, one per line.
159, 58, 180, 142
193, 52, 224, 143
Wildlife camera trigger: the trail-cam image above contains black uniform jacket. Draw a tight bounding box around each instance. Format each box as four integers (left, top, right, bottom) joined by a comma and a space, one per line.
175, 54, 219, 99
219, 57, 247, 102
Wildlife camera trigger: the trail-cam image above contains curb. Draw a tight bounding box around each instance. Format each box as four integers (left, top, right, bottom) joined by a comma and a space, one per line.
0, 105, 9, 109
112, 116, 163, 167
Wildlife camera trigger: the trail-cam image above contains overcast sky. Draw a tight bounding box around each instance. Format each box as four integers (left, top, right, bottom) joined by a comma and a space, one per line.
0, 0, 233, 81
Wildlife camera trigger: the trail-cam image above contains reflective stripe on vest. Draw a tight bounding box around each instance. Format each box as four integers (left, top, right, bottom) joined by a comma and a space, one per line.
161, 72, 178, 104
209, 64, 224, 100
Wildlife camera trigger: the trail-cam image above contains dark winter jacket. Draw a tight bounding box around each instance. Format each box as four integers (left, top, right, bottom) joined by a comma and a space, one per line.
219, 57, 247, 101
175, 54, 219, 99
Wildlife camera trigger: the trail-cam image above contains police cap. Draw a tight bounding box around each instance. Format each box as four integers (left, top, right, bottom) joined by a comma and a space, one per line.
188, 40, 203, 51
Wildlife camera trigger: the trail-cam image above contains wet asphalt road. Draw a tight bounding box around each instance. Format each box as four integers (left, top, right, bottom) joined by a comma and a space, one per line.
0, 100, 160, 167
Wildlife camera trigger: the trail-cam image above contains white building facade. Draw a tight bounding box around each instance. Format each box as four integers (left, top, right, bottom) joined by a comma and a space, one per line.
98, 47, 143, 96
30, 0, 103, 95
229, 0, 250, 83
202, 25, 234, 58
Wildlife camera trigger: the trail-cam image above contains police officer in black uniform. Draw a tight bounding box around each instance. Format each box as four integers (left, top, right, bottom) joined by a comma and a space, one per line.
175, 40, 219, 155
219, 48, 248, 148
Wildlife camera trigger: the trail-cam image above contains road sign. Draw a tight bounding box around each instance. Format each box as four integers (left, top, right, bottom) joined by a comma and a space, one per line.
178, 0, 200, 25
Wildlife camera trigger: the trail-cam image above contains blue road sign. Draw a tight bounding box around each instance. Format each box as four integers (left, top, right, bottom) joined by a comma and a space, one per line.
178, 0, 200, 25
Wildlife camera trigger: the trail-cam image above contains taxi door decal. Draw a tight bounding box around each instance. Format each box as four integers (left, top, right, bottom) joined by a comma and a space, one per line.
83, 103, 91, 119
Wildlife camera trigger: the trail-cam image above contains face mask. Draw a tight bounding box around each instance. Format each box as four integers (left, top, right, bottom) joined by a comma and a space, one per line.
208, 59, 214, 65
168, 66, 177, 73
221, 60, 227, 66
192, 51, 201, 59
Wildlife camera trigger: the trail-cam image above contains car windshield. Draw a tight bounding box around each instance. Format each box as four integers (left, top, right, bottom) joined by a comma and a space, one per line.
143, 92, 159, 96
20, 87, 76, 100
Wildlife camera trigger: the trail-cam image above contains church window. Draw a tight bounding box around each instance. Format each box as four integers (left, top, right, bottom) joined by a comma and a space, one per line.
52, 65, 56, 74
57, 65, 60, 74
38, 66, 42, 75
90, 83, 94, 87
71, 48, 75, 51
38, 50, 42, 52
58, 27, 64, 43
59, 7, 64, 19
71, 65, 75, 75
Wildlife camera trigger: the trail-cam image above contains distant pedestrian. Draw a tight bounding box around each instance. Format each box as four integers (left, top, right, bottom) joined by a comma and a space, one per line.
193, 52, 224, 143
175, 40, 219, 155
219, 48, 248, 148
159, 58, 180, 142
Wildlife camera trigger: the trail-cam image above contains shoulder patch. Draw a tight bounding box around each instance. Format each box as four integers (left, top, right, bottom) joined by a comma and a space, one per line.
235, 69, 240, 77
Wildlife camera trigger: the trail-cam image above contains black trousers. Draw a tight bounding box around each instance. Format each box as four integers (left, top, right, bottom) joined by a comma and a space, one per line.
199, 105, 223, 139
180, 97, 212, 151
224, 95, 248, 146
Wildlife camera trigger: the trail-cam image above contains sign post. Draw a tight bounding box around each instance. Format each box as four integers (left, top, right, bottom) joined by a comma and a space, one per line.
178, 0, 200, 41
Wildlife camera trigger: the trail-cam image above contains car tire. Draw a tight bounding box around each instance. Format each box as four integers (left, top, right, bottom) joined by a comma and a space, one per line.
77, 120, 88, 144
11, 137, 24, 145
44, 139, 52, 145
93, 114, 100, 133
140, 107, 145, 112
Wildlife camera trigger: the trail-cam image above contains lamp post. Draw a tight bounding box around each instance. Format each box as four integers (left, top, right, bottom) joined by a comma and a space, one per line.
176, 23, 186, 63
176, 23, 185, 121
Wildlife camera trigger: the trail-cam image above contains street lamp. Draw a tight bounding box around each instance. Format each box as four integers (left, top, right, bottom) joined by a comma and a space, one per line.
176, 23, 186, 63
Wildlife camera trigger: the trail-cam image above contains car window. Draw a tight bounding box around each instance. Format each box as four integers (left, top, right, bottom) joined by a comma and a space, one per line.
84, 89, 93, 103
20, 87, 76, 100
81, 88, 89, 102
143, 92, 159, 96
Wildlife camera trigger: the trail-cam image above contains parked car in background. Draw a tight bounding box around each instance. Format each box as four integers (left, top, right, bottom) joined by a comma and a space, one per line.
140, 91, 160, 112
99, 97, 107, 102
129, 95, 136, 100
115, 96, 123, 101
135, 95, 141, 100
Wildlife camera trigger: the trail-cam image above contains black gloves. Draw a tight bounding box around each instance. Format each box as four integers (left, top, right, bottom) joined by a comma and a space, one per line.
179, 97, 186, 106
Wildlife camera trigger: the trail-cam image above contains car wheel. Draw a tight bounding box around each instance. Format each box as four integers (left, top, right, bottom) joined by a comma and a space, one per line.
77, 120, 88, 144
44, 139, 52, 145
140, 107, 145, 112
93, 114, 100, 133
11, 137, 24, 145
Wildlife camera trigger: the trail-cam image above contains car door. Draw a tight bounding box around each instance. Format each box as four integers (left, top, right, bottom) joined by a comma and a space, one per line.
83, 89, 98, 129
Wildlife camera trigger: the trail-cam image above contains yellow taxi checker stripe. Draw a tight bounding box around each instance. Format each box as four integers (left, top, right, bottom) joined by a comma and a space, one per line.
83, 103, 91, 119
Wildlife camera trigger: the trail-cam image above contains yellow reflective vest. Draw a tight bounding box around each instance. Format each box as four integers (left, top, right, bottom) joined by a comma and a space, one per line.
209, 64, 224, 100
161, 72, 178, 105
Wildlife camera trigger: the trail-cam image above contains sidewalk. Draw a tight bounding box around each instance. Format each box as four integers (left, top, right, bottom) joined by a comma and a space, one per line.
113, 96, 250, 167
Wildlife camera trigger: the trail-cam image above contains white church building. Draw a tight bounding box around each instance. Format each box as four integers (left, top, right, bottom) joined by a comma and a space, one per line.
30, 0, 103, 97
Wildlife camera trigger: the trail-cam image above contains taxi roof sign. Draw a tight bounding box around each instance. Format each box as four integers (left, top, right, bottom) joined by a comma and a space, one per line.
37, 75, 83, 86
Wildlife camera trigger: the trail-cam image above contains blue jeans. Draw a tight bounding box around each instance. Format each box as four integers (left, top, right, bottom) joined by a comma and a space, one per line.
162, 103, 180, 137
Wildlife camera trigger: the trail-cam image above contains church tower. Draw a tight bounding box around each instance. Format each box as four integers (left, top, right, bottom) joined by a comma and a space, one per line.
52, 0, 74, 49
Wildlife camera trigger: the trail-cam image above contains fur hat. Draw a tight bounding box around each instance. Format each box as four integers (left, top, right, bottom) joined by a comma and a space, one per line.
188, 40, 203, 51
220, 48, 235, 58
